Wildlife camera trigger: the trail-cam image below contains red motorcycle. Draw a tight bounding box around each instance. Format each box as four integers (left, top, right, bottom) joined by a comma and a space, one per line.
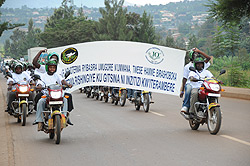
6, 72, 34, 126
41, 84, 70, 144
181, 68, 226, 135
34, 71, 71, 144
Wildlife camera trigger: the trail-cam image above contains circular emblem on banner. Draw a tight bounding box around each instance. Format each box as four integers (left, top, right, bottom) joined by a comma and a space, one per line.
61, 47, 78, 64
145, 47, 164, 64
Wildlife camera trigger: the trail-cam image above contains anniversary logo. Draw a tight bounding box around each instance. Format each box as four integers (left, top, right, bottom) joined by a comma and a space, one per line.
145, 47, 164, 64
61, 47, 78, 64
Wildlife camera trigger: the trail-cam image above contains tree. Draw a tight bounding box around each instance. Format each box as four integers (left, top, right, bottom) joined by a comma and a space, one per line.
187, 34, 198, 50
40, 0, 96, 48
94, 0, 133, 41
135, 11, 156, 44
0, 0, 24, 37
165, 32, 176, 48
45, 0, 74, 29
24, 19, 41, 49
207, 0, 250, 25
178, 23, 191, 35
212, 24, 240, 57
4, 39, 10, 57
5, 28, 26, 58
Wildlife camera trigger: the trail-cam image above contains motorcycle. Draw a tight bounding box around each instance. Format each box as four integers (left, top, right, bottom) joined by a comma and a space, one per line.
181, 67, 226, 135
34, 71, 71, 144
102, 86, 110, 103
84, 86, 92, 98
119, 88, 127, 106
110, 87, 127, 106
133, 90, 153, 112
8, 74, 34, 126
91, 86, 99, 100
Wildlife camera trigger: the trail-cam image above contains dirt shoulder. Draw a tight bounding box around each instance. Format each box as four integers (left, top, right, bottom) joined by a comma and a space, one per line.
0, 74, 14, 166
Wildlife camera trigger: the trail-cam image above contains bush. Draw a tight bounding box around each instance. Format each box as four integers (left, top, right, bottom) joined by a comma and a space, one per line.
209, 56, 250, 88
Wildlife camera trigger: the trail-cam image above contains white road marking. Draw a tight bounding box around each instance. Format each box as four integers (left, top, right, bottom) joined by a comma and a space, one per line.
150, 111, 165, 117
220, 135, 250, 146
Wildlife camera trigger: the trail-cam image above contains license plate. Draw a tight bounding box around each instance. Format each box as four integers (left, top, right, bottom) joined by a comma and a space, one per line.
18, 94, 29, 97
49, 101, 63, 105
208, 93, 221, 97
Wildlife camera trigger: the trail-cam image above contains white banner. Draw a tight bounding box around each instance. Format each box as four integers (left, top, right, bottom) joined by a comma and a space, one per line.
49, 41, 185, 96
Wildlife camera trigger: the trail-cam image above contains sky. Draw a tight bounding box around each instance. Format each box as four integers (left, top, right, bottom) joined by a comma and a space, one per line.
2, 0, 183, 8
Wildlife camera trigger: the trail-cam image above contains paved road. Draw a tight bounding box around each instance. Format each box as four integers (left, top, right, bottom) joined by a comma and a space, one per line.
0, 75, 250, 166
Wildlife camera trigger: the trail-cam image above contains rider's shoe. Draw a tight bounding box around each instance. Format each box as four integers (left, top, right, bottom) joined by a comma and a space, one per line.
180, 106, 189, 114
37, 122, 43, 131
67, 118, 73, 126
32, 120, 38, 125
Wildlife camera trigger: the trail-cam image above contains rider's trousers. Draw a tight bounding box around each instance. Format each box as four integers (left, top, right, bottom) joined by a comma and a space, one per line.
35, 97, 68, 122
189, 88, 199, 114
182, 83, 192, 109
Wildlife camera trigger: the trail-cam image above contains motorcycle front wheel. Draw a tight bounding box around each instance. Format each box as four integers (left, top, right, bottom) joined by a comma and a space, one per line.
21, 104, 27, 126
143, 93, 150, 112
207, 107, 221, 135
119, 90, 127, 107
54, 114, 61, 144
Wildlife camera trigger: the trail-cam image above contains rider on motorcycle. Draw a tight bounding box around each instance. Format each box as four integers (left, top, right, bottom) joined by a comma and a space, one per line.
33, 59, 73, 130
33, 49, 74, 116
6, 63, 33, 114
180, 48, 211, 114
185, 56, 213, 117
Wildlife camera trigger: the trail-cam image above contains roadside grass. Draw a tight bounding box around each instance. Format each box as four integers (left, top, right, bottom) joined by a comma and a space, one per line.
210, 68, 250, 88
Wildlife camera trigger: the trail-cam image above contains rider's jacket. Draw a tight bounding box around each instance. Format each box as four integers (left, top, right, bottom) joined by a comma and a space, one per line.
188, 69, 213, 89
183, 62, 210, 84
36, 72, 63, 88
7, 72, 31, 85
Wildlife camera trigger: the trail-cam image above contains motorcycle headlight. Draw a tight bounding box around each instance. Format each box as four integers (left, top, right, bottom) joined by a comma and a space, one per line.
209, 84, 220, 91
50, 91, 62, 99
19, 86, 28, 92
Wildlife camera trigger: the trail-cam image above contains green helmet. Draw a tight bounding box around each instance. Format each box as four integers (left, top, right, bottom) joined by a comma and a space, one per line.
189, 48, 196, 61
193, 56, 205, 70
45, 59, 57, 75
47, 52, 59, 63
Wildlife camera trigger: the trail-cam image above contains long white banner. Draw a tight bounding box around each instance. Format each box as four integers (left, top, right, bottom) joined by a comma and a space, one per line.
49, 41, 185, 96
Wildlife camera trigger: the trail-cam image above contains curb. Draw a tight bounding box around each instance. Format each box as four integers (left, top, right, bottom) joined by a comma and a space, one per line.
221, 86, 250, 101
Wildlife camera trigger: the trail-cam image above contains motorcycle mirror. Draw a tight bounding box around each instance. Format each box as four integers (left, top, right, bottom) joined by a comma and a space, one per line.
64, 71, 70, 79
220, 69, 226, 75
189, 66, 196, 72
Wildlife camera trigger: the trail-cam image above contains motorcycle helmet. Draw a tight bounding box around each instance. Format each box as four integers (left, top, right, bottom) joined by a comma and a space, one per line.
14, 63, 23, 74
47, 52, 59, 63
193, 56, 205, 71
45, 59, 57, 75
189, 48, 198, 61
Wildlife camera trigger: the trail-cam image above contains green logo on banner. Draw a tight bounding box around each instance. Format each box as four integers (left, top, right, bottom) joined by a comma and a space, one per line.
61, 47, 78, 64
